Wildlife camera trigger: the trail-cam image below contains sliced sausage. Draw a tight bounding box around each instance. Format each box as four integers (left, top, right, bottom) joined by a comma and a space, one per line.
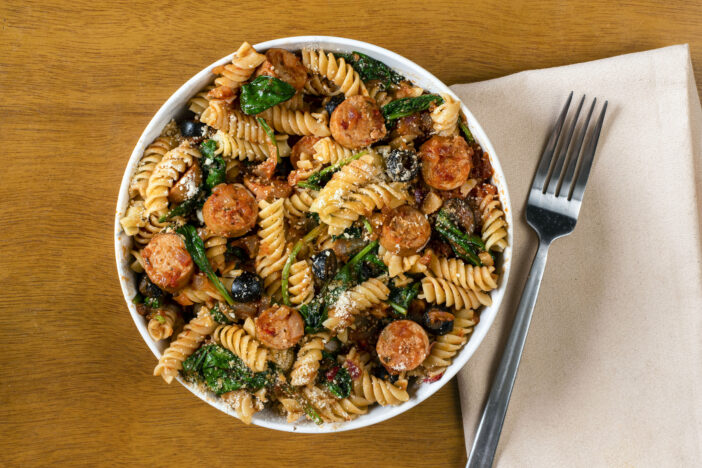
380, 205, 431, 256
168, 163, 202, 204
330, 95, 387, 149
243, 175, 292, 202
202, 183, 258, 237
255, 305, 305, 350
290, 135, 321, 169
376, 320, 430, 373
255, 48, 308, 90
419, 135, 474, 191
142, 233, 194, 293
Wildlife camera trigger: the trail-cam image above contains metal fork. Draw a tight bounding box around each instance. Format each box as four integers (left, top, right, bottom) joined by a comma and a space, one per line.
466, 93, 608, 468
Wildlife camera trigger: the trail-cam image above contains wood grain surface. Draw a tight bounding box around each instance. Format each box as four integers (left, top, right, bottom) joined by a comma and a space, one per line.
1, 1, 700, 466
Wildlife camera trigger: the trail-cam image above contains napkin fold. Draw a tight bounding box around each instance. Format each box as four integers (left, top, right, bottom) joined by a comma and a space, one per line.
451, 45, 702, 467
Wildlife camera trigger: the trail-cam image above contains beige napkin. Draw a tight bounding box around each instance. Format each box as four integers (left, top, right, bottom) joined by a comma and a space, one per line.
451, 44, 702, 467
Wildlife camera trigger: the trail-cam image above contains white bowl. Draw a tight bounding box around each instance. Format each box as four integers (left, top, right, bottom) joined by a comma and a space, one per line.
114, 36, 513, 432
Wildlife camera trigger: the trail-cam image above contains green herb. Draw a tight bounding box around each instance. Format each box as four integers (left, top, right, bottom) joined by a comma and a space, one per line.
154, 314, 166, 324
338, 51, 405, 88
281, 224, 324, 306
176, 224, 234, 305
144, 296, 162, 309
241, 76, 296, 115
355, 253, 387, 283
435, 210, 485, 266
387, 281, 420, 315
297, 150, 366, 190
209, 303, 232, 324
459, 120, 475, 144
321, 367, 352, 399
304, 405, 323, 425
334, 240, 379, 286
182, 344, 272, 395
132, 292, 144, 304
298, 296, 327, 334
256, 116, 280, 162
200, 139, 226, 189
159, 196, 201, 222
381, 95, 444, 122
306, 212, 320, 224
331, 225, 362, 241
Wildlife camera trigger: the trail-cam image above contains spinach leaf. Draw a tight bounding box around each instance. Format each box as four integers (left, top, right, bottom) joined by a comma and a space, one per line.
382, 95, 444, 122
176, 224, 235, 305
298, 296, 327, 334
158, 195, 201, 222
320, 366, 352, 399
182, 344, 272, 395
297, 150, 366, 190
339, 51, 405, 87
387, 281, 420, 315
331, 225, 362, 241
209, 303, 232, 324
200, 139, 226, 189
241, 76, 296, 115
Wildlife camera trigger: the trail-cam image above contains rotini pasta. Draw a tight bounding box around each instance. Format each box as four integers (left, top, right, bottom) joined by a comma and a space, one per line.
421, 308, 477, 377
431, 93, 460, 136
213, 130, 291, 162
153, 310, 216, 384
200, 101, 270, 143
255, 198, 287, 296
378, 245, 428, 277
258, 106, 331, 137
144, 143, 200, 217
129, 136, 176, 199
213, 323, 268, 372
301, 48, 368, 97
288, 260, 314, 305
323, 277, 390, 332
147, 307, 181, 342
187, 85, 215, 116
222, 389, 262, 425
210, 42, 266, 97
284, 188, 318, 219
427, 252, 498, 293
120, 201, 147, 236
312, 136, 355, 165
419, 276, 491, 310
289, 332, 329, 386
480, 190, 509, 252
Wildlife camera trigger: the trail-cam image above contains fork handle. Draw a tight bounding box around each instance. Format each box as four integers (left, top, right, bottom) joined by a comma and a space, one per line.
467, 240, 551, 468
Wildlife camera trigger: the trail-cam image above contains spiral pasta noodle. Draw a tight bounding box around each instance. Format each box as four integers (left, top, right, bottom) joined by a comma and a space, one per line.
323, 277, 390, 332
144, 143, 200, 217
288, 260, 314, 305
344, 348, 410, 406
378, 245, 427, 278
147, 307, 181, 342
289, 332, 329, 386
198, 229, 227, 272
303, 385, 366, 422
213, 130, 291, 162
188, 84, 215, 116
284, 188, 318, 220
419, 276, 491, 310
258, 106, 331, 137
120, 201, 147, 237
210, 42, 266, 97
278, 396, 305, 423
430, 93, 460, 136
367, 81, 393, 106
312, 137, 355, 165
326, 182, 409, 235
153, 310, 216, 384
129, 136, 176, 199
427, 252, 498, 293
421, 308, 477, 377
303, 75, 341, 96
255, 198, 287, 296
134, 214, 169, 247
480, 191, 509, 252
201, 101, 270, 144
222, 390, 262, 425
213, 323, 268, 372
172, 273, 223, 306
301, 49, 368, 97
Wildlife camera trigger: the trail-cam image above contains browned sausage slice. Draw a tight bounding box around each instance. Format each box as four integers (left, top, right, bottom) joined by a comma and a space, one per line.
142, 233, 194, 293
255, 48, 308, 90
419, 135, 473, 191
243, 175, 292, 202
255, 305, 305, 349
202, 183, 258, 237
330, 95, 387, 149
168, 163, 202, 204
376, 320, 430, 373
380, 205, 431, 255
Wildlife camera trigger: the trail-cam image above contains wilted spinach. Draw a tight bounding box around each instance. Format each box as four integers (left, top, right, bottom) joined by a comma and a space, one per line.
382, 95, 444, 123
240, 76, 296, 115
338, 51, 405, 88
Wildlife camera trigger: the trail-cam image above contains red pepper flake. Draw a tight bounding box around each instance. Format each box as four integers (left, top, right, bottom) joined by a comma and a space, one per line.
423, 373, 444, 383
344, 361, 361, 380
325, 366, 340, 381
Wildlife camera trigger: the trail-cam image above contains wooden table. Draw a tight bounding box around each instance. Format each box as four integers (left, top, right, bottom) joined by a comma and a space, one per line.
2, 1, 700, 466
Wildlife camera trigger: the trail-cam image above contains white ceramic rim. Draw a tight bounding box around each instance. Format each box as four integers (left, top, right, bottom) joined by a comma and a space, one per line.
114, 36, 513, 433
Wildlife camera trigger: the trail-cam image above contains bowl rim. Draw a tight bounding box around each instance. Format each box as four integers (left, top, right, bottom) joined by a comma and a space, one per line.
114, 35, 513, 433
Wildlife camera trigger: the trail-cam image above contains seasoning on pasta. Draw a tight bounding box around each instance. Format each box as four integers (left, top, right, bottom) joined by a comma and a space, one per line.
120, 42, 508, 425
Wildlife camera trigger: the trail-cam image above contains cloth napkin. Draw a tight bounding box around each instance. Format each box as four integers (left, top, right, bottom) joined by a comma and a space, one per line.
451, 44, 702, 467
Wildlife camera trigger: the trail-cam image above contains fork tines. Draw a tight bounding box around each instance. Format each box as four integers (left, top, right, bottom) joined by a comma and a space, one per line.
532, 92, 608, 202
